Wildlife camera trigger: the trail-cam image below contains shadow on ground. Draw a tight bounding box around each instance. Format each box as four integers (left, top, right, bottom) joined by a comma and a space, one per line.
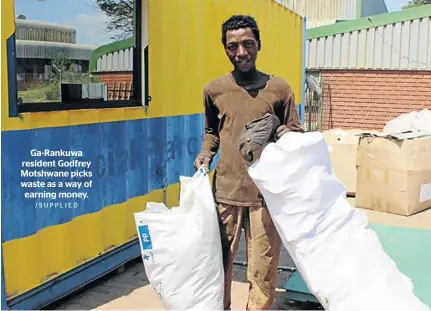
43, 257, 151, 310
45, 233, 323, 310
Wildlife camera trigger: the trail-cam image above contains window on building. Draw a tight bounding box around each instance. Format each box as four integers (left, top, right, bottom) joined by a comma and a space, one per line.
13, 0, 148, 113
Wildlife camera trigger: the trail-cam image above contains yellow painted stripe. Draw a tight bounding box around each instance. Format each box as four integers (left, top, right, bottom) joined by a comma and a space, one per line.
2, 183, 174, 298
1, 167, 215, 299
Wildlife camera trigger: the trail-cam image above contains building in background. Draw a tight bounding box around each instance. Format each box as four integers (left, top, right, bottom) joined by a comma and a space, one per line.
274, 0, 388, 28
305, 5, 431, 130
15, 16, 97, 90
88, 38, 134, 100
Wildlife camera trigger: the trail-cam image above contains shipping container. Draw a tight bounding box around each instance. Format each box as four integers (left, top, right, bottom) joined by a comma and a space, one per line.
1, 0, 306, 309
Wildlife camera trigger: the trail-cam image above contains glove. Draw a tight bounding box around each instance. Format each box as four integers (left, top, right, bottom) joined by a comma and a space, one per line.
193, 154, 211, 172
238, 113, 281, 163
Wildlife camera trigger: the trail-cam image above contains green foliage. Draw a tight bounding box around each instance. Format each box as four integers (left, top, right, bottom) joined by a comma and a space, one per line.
50, 52, 91, 84
19, 53, 91, 103
91, 75, 102, 83
18, 83, 61, 103
94, 0, 134, 41
44, 83, 61, 101
52, 52, 71, 73
403, 0, 431, 9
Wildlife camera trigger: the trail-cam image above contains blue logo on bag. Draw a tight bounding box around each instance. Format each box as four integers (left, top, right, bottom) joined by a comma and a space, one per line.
138, 225, 153, 250
199, 167, 207, 176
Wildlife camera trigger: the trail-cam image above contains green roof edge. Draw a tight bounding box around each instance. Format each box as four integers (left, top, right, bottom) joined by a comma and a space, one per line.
89, 37, 134, 72
307, 4, 431, 40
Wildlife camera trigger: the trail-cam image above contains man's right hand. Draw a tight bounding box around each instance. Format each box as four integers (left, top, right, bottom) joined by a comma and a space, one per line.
194, 155, 211, 172
275, 125, 290, 140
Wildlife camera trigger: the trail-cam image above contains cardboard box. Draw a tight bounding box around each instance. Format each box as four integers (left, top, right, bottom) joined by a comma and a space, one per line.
345, 196, 431, 230
361, 208, 431, 231
356, 132, 431, 216
323, 129, 363, 195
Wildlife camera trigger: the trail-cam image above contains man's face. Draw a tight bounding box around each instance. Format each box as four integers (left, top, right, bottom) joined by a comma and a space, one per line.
225, 27, 259, 73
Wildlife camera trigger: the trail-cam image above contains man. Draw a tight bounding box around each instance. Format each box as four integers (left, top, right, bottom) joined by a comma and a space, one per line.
193, 15, 304, 310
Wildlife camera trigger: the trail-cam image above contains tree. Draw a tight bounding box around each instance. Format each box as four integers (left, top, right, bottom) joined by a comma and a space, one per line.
94, 0, 134, 41
50, 52, 90, 84
51, 52, 71, 74
403, 0, 431, 9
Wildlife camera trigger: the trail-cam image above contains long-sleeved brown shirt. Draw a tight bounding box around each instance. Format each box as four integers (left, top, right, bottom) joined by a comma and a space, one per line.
199, 72, 304, 207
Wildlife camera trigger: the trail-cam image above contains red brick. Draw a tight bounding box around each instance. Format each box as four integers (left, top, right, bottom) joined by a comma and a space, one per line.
320, 69, 431, 130
91, 72, 133, 100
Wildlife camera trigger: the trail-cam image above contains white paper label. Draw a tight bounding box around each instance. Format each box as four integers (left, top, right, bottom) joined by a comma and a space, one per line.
419, 183, 431, 203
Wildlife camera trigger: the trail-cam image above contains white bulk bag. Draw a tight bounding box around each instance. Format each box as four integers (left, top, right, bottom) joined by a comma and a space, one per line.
246, 131, 430, 311
134, 167, 224, 310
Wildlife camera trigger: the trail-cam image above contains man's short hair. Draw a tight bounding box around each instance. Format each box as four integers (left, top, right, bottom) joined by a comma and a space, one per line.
221, 15, 261, 49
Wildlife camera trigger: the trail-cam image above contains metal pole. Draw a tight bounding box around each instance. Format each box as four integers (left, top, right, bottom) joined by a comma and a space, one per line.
52, 64, 62, 100
308, 89, 312, 131
319, 79, 325, 130
233, 260, 296, 273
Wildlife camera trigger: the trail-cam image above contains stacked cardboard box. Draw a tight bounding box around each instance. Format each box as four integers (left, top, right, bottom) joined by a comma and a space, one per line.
355, 132, 431, 216
323, 129, 363, 196
323, 129, 431, 216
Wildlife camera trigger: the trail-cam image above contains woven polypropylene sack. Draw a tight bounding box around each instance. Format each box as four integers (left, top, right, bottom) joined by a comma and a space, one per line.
247, 131, 430, 311
134, 167, 224, 310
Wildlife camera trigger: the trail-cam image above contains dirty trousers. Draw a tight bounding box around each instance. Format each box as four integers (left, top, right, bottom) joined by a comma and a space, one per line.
217, 203, 281, 310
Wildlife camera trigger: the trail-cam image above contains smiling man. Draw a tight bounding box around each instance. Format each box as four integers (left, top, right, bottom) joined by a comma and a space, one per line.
194, 15, 304, 310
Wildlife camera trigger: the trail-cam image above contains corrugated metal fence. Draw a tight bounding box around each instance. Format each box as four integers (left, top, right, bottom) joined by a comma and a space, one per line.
307, 12, 431, 70
16, 40, 96, 60
15, 19, 76, 44
274, 0, 360, 26
275, 0, 344, 22
342, 0, 357, 20
95, 47, 134, 72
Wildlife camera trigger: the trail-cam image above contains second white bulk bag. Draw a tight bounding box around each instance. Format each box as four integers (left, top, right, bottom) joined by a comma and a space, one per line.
246, 131, 429, 311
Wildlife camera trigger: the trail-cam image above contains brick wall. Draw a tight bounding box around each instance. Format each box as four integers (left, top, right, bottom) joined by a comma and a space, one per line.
320, 70, 431, 130
92, 71, 133, 100
93, 72, 133, 85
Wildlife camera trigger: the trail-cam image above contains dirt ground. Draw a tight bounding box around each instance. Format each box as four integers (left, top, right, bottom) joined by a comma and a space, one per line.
46, 201, 430, 310
46, 232, 322, 310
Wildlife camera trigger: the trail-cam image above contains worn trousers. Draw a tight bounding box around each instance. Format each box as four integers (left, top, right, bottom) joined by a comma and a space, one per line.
217, 203, 281, 310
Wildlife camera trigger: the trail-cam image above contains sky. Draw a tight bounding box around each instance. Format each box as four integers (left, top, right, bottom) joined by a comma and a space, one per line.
15, 0, 117, 47
15, 0, 411, 47
384, 0, 411, 11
